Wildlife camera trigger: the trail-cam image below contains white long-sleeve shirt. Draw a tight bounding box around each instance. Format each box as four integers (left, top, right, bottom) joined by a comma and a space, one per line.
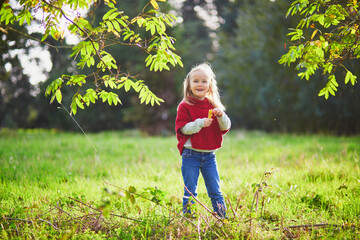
181, 114, 231, 151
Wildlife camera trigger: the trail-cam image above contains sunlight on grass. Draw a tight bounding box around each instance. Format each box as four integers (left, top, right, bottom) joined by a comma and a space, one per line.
0, 129, 359, 239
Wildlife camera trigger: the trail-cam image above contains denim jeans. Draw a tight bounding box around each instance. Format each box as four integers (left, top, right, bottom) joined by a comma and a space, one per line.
181, 148, 226, 218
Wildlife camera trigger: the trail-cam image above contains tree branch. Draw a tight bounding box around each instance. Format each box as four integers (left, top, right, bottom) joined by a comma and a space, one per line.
6, 26, 72, 50
41, 0, 114, 75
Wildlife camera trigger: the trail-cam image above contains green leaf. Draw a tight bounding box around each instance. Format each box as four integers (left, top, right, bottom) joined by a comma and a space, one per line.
151, 24, 156, 35
112, 20, 121, 32
150, 96, 155, 106
67, 75, 86, 86
50, 94, 56, 104
145, 93, 151, 104
106, 20, 113, 31
0, 5, 15, 25
129, 194, 136, 204
70, 100, 77, 115
98, 91, 109, 102
118, 18, 128, 28
124, 80, 132, 92
328, 86, 335, 96
86, 89, 98, 104
103, 9, 117, 20
55, 89, 62, 103
318, 88, 326, 97
140, 91, 148, 104
107, 94, 113, 105
18, 15, 25, 26
76, 96, 84, 109
129, 186, 136, 193
41, 30, 50, 42
345, 70, 357, 85
109, 11, 120, 20
110, 92, 121, 106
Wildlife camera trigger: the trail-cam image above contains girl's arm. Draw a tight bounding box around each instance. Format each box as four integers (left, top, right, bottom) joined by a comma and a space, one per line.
181, 118, 211, 135
212, 108, 231, 131
181, 114, 229, 135
217, 113, 231, 131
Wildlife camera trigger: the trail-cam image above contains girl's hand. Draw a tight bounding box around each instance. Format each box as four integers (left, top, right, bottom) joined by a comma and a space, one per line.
212, 108, 224, 117
203, 118, 213, 127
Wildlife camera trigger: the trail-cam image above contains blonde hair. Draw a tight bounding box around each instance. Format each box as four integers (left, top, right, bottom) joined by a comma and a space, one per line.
183, 63, 225, 111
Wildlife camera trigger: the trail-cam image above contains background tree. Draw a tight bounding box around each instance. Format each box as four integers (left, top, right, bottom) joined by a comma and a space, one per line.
79, 0, 181, 134
213, 0, 360, 134
35, 1, 141, 132
0, 0, 182, 117
0, 23, 37, 128
2, 0, 360, 134
279, 0, 359, 99
177, 0, 213, 66
213, 0, 295, 130
121, 0, 214, 134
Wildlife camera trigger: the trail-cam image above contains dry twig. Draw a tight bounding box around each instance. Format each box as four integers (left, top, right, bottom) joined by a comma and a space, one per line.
183, 185, 222, 221
273, 223, 340, 231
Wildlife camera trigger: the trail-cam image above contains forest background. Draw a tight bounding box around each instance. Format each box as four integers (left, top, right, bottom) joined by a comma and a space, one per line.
1, 0, 360, 135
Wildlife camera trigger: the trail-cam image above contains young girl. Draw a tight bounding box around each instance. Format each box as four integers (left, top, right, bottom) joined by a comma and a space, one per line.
175, 63, 231, 218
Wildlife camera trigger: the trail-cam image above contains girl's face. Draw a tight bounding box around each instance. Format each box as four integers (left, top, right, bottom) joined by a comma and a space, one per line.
189, 69, 210, 100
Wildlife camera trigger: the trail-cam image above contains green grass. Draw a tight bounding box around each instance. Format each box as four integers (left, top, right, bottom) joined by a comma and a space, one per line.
1, 128, 359, 239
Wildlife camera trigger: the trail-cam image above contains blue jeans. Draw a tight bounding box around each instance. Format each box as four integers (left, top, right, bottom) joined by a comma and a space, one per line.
181, 148, 226, 218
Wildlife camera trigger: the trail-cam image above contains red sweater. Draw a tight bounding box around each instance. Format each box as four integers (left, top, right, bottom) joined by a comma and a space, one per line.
175, 97, 229, 155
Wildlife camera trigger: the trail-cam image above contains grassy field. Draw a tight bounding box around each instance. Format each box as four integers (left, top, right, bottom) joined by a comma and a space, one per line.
0, 128, 359, 239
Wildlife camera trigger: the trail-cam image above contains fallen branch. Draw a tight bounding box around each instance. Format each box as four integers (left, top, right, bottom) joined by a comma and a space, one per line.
273, 223, 340, 231
39, 218, 59, 231
68, 197, 99, 212
223, 192, 237, 217
54, 205, 75, 219
37, 207, 57, 219
199, 214, 221, 238
104, 182, 197, 228
166, 209, 184, 226
4, 217, 32, 224
5, 217, 59, 231
184, 185, 222, 221
68, 196, 141, 222
110, 213, 141, 222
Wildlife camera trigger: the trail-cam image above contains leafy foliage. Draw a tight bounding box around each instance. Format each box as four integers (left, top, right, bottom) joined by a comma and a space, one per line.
279, 0, 359, 99
114, 0, 214, 135
212, 0, 360, 134
0, 0, 182, 115
251, 168, 279, 213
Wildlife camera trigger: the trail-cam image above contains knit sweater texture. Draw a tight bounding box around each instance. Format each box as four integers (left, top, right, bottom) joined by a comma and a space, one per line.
175, 97, 229, 155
